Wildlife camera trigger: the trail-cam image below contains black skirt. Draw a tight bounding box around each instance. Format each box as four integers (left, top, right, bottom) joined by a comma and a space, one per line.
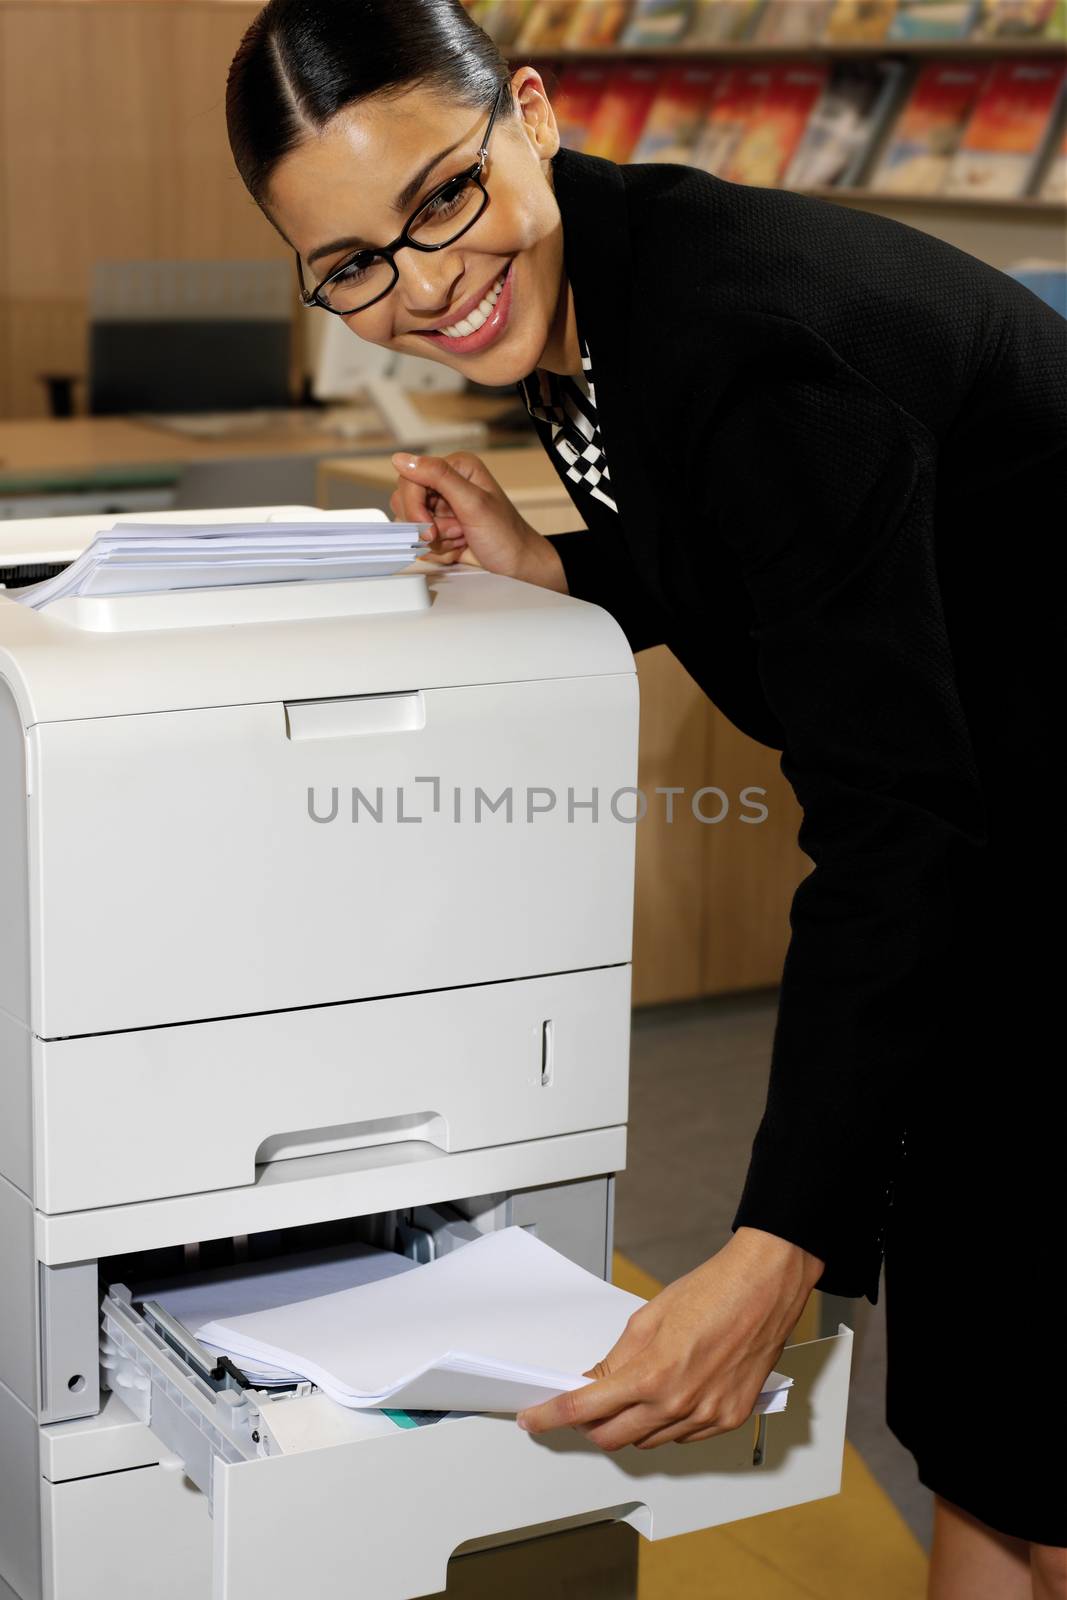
882, 813, 1066, 1546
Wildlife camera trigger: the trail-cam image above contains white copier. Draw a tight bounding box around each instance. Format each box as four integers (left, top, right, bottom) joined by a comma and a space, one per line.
0, 507, 852, 1600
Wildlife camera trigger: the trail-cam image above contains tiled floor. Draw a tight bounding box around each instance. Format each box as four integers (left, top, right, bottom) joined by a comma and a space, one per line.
612, 991, 936, 1568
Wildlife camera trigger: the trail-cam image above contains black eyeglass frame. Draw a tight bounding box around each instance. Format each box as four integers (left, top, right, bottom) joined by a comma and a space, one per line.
295, 82, 507, 317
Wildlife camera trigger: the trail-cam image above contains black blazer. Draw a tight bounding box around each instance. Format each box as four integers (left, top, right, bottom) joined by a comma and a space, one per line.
528, 147, 1067, 1302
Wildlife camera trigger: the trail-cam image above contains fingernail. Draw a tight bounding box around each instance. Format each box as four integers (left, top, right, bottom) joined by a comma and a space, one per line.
516, 1415, 529, 1431
391, 453, 418, 470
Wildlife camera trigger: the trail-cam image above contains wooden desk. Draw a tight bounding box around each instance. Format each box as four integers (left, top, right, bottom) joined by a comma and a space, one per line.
0, 395, 521, 504
318, 447, 809, 1006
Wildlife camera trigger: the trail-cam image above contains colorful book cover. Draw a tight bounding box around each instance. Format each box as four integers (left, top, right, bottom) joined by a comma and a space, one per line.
783, 59, 909, 187
631, 65, 727, 162
1045, 0, 1067, 38
687, 0, 770, 43
690, 67, 770, 176
550, 65, 614, 151
943, 59, 1067, 196
867, 60, 990, 193
515, 0, 576, 49
620, 0, 695, 42
971, 0, 1057, 35
584, 65, 664, 163
1037, 117, 1067, 196
824, 0, 898, 40
563, 0, 635, 47
1029, 89, 1067, 195
753, 0, 834, 43
887, 0, 979, 38
468, 0, 536, 47
721, 64, 830, 186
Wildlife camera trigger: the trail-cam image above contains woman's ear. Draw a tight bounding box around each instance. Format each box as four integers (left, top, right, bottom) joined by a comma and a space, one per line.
510, 68, 561, 167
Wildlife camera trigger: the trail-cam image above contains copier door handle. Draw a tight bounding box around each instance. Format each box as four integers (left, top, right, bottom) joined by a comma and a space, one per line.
284, 691, 425, 740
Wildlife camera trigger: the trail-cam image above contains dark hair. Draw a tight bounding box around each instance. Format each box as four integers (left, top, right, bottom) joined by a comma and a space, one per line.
226, 0, 513, 211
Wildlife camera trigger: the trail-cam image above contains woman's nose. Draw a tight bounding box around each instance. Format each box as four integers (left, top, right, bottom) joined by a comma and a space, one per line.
396, 250, 464, 320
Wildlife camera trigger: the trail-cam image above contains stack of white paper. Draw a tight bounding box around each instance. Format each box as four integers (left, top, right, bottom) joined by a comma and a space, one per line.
180, 1227, 794, 1417
133, 1241, 419, 1388
12, 518, 431, 609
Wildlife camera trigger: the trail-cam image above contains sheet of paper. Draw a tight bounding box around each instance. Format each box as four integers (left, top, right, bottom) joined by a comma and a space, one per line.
133, 1242, 417, 1384
193, 1227, 794, 1416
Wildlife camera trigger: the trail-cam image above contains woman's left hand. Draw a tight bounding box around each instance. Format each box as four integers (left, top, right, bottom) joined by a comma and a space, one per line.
516, 1227, 824, 1450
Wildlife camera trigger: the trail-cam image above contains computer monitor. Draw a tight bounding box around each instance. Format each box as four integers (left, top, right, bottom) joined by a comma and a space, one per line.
88, 261, 293, 414
307, 310, 465, 402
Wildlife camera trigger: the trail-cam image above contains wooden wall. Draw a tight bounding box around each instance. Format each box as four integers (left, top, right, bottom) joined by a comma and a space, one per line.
0, 1, 288, 419
630, 649, 809, 1007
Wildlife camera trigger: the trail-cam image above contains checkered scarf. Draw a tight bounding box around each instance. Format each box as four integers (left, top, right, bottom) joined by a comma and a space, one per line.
517, 335, 618, 514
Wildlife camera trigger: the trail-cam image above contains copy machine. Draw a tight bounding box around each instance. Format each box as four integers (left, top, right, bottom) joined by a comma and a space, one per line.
0, 507, 852, 1600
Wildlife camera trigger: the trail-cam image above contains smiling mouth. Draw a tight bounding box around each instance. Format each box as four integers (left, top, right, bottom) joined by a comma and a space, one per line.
416, 261, 512, 340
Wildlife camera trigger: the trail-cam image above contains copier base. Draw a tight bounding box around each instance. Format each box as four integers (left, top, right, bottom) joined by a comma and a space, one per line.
439, 1522, 638, 1598
34, 1446, 639, 1600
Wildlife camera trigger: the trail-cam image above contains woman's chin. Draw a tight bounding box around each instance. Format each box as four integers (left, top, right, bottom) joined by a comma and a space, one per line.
400, 335, 540, 389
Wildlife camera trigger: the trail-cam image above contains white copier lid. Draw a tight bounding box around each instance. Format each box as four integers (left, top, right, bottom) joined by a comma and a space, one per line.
0, 567, 633, 727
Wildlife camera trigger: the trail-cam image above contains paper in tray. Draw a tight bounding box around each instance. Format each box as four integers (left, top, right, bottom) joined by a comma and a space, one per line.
191, 1227, 795, 1416
134, 1242, 418, 1386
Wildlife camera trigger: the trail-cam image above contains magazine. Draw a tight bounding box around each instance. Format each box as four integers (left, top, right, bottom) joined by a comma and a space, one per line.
621, 0, 695, 44
551, 65, 613, 153
467, 0, 535, 48
943, 59, 1067, 197
824, 0, 898, 42
784, 59, 909, 189
971, 0, 1058, 37
515, 0, 576, 50
1037, 115, 1067, 198
887, 0, 980, 38
867, 60, 991, 194
751, 0, 834, 43
721, 64, 830, 187
563, 0, 634, 48
686, 0, 770, 44
584, 65, 664, 163
631, 65, 726, 164
690, 67, 767, 175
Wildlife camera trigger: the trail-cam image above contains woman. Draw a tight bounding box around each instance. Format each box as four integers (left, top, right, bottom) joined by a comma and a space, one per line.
225, 4, 1066, 1593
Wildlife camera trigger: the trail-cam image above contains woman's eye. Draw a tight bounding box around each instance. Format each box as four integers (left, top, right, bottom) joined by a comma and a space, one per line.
421, 180, 469, 220
333, 255, 374, 285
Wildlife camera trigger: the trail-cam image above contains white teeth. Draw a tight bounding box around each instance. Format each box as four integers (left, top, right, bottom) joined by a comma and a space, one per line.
439, 272, 505, 338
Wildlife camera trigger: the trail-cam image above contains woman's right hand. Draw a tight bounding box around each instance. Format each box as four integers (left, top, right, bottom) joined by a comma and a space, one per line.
389, 450, 567, 593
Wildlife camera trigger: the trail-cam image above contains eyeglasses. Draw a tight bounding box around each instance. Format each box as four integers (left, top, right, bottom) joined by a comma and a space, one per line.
296, 83, 506, 317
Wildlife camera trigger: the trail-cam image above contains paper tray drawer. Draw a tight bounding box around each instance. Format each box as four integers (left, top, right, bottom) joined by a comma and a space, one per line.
34, 966, 630, 1213
103, 1292, 853, 1600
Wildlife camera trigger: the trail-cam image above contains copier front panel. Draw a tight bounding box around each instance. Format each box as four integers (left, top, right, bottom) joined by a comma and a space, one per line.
0, 519, 853, 1600
27, 672, 637, 1039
